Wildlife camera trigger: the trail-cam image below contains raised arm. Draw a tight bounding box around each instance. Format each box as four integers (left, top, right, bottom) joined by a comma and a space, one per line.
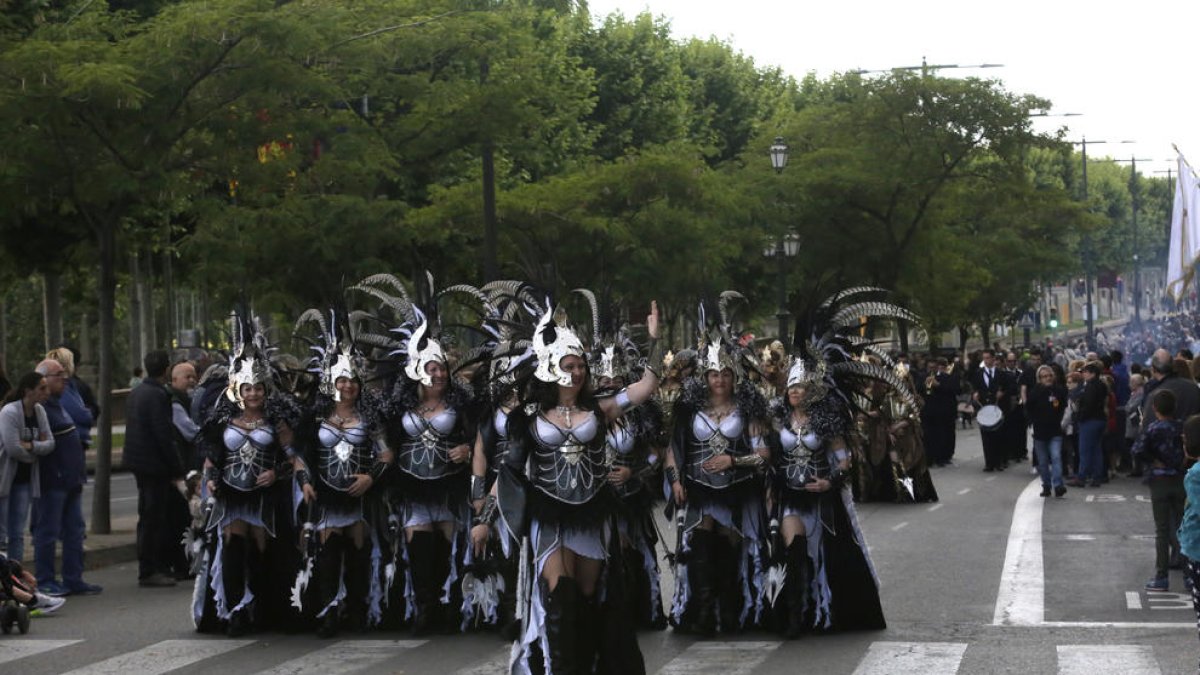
601, 301, 662, 423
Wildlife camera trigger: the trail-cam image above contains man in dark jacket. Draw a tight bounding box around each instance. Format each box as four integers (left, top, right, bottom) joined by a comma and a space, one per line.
124, 350, 185, 587
1142, 349, 1200, 425
921, 357, 960, 466
33, 359, 102, 596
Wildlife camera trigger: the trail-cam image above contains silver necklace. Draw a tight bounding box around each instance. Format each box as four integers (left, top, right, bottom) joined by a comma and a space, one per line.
330, 411, 357, 426
556, 405, 578, 429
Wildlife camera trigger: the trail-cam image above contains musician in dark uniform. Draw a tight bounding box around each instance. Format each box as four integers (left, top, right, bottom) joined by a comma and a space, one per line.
921, 358, 960, 467
971, 350, 1012, 472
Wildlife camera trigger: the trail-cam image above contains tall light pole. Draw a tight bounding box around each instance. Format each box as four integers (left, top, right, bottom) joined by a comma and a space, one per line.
1112, 156, 1155, 327
849, 57, 1004, 76
1074, 137, 1134, 346
769, 137, 792, 343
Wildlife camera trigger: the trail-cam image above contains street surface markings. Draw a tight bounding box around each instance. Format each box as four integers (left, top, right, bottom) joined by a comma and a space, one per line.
57, 639, 253, 675
1057, 645, 1160, 674
656, 641, 781, 675
1126, 591, 1143, 610
957, 488, 971, 495
850, 641, 968, 675
992, 479, 1044, 626
891, 521, 909, 531
452, 648, 512, 675
927, 503, 944, 512
254, 639, 427, 675
0, 639, 82, 666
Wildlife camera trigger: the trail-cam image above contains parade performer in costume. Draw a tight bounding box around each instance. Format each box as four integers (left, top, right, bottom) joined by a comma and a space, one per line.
663, 292, 771, 637
592, 320, 667, 630
355, 273, 476, 636
495, 294, 662, 675
765, 287, 910, 636
291, 308, 392, 637
194, 312, 301, 637
885, 363, 938, 503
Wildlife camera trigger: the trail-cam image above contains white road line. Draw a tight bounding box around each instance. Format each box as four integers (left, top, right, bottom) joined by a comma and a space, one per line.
657, 641, 781, 675
1064, 534, 1096, 541
1057, 644, 1161, 674
112, 496, 139, 502
0, 640, 83, 666
1126, 592, 1144, 610
255, 640, 426, 675
992, 479, 1044, 626
985, 476, 996, 482
851, 641, 968, 675
891, 522, 909, 531
453, 649, 512, 675
927, 503, 944, 512
1043, 621, 1195, 629
957, 488, 972, 495
59, 639, 253, 675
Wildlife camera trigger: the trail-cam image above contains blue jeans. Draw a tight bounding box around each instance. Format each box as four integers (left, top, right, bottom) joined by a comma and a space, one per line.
33, 487, 86, 587
5, 482, 33, 562
1077, 419, 1106, 483
1033, 436, 1064, 489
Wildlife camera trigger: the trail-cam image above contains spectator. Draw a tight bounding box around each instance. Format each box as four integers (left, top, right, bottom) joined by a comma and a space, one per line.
129, 366, 144, 389
169, 362, 201, 471
0, 373, 55, 562
1111, 350, 1131, 406
190, 362, 228, 427
32, 358, 102, 596
1027, 365, 1068, 498
1069, 362, 1108, 488
1132, 389, 1186, 592
1177, 413, 1200, 663
44, 348, 95, 452
1126, 374, 1147, 477
1142, 349, 1200, 425
123, 350, 185, 588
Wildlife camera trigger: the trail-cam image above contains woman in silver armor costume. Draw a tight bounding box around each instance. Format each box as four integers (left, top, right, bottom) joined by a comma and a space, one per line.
594, 331, 668, 630
291, 310, 393, 637
662, 309, 771, 637
492, 299, 662, 675
763, 287, 920, 635
194, 316, 300, 637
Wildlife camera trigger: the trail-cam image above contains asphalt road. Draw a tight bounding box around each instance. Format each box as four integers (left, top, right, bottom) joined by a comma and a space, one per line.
8, 426, 1198, 674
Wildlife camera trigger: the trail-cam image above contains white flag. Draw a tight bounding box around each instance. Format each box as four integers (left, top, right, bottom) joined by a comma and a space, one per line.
1166, 151, 1200, 300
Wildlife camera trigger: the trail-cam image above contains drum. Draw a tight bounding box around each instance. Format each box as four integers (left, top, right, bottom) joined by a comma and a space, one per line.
977, 404, 1004, 431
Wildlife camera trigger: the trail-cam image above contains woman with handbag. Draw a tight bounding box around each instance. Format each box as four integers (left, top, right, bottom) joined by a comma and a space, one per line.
0, 372, 56, 562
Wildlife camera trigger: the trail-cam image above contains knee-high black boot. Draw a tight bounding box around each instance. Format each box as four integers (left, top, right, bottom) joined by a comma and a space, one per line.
782, 540, 811, 639
408, 531, 438, 636
315, 534, 344, 638
686, 529, 717, 637
430, 533, 455, 634
499, 555, 521, 640
343, 540, 372, 633
222, 535, 249, 637
543, 576, 579, 675
714, 536, 742, 633
576, 590, 599, 674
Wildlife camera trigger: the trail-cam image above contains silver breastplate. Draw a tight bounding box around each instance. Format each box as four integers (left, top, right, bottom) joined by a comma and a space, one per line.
605, 425, 641, 498
685, 411, 750, 489
317, 423, 374, 492
779, 425, 823, 490
488, 409, 511, 474
221, 425, 275, 492
397, 410, 460, 480
530, 414, 606, 505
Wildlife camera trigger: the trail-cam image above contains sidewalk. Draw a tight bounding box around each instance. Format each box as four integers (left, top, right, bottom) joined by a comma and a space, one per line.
16, 515, 138, 573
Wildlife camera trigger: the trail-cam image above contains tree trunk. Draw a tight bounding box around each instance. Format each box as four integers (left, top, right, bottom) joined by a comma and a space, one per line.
897, 318, 910, 353
980, 324, 991, 351
0, 296, 7, 372
163, 245, 175, 350
128, 251, 142, 370
138, 248, 156, 352
43, 271, 64, 350
92, 221, 115, 535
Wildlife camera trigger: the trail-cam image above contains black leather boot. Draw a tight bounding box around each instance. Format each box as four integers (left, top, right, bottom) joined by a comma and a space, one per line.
222, 535, 249, 637
715, 536, 742, 633
543, 576, 579, 675
782, 540, 811, 639
430, 534, 454, 634
408, 531, 437, 636
316, 534, 343, 638
343, 541, 371, 633
576, 590, 600, 673
687, 529, 717, 637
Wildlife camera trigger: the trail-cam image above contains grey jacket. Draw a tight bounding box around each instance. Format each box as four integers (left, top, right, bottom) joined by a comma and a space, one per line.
0, 400, 54, 498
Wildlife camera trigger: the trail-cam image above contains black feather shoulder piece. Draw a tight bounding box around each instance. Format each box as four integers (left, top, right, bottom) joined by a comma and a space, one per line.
733, 380, 768, 423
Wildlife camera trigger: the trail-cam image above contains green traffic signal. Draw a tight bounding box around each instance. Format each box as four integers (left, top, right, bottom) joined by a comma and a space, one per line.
1048, 319, 1059, 329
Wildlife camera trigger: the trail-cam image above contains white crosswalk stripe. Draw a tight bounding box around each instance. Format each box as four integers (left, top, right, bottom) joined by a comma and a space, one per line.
57, 639, 253, 675
852, 641, 968, 675
1057, 645, 1162, 675
656, 641, 781, 675
0, 639, 82, 666
253, 639, 427, 675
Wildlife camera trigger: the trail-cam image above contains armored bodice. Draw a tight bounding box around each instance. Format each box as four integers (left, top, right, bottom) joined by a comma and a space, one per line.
221, 424, 277, 492
396, 408, 462, 480
684, 410, 752, 489
528, 411, 606, 505
316, 421, 375, 492
486, 408, 512, 475
778, 421, 829, 491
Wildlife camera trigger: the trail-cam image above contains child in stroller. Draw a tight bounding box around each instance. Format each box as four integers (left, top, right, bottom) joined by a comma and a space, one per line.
1, 551, 65, 633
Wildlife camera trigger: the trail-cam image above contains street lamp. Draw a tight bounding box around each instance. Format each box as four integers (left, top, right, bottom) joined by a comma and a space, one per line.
1073, 136, 1135, 346
1112, 157, 1158, 327
849, 57, 1004, 76
767, 136, 794, 342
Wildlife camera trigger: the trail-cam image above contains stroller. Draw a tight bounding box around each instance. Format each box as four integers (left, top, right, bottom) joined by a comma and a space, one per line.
0, 553, 35, 634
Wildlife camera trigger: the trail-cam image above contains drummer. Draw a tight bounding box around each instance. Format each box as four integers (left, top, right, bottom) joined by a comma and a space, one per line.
971, 349, 1015, 472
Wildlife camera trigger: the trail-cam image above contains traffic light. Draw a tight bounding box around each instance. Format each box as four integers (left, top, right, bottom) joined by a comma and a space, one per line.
1048, 307, 1059, 329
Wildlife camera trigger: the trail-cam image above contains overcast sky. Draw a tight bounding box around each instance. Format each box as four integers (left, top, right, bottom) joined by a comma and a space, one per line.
589, 0, 1199, 178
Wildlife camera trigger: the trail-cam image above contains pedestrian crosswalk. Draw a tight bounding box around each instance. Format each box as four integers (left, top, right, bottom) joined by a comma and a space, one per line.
0, 637, 1179, 674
